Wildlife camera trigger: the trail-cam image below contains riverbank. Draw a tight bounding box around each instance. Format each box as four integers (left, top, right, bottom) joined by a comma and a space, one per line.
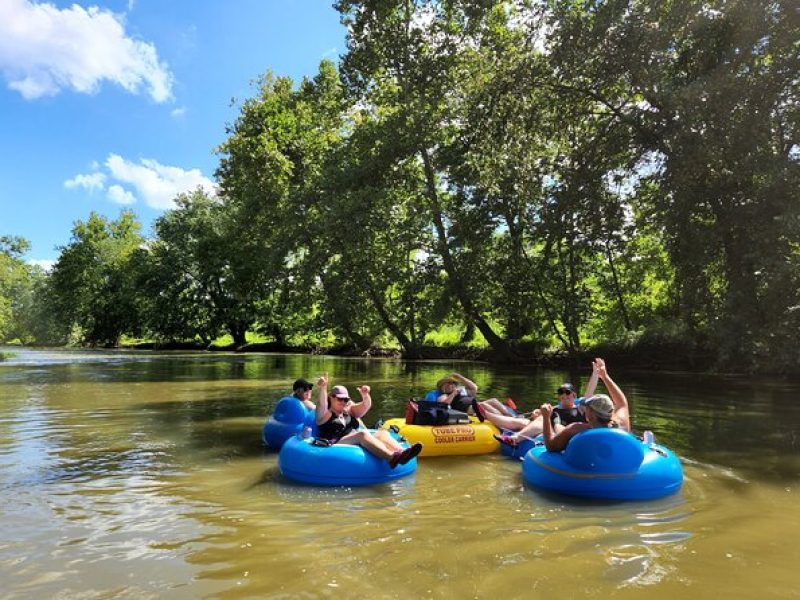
112, 339, 725, 375
3, 335, 751, 374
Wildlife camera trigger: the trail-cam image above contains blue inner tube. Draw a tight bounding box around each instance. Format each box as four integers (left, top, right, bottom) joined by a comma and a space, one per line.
499, 429, 539, 460
521, 428, 683, 501
262, 397, 316, 450
497, 400, 580, 459
278, 430, 417, 486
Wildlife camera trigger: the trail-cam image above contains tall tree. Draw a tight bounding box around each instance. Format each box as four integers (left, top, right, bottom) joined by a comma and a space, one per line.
49, 211, 144, 346
0, 236, 33, 341
312, 112, 449, 356
216, 61, 348, 346
336, 0, 518, 358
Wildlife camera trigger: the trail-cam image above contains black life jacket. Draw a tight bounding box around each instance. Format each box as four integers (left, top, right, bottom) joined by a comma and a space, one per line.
317, 410, 359, 441
552, 405, 586, 426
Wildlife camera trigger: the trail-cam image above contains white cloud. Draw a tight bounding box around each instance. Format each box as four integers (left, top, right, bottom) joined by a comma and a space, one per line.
65, 154, 214, 209
105, 154, 215, 209
0, 0, 173, 102
27, 258, 55, 272
170, 106, 186, 118
64, 171, 106, 192
107, 184, 136, 205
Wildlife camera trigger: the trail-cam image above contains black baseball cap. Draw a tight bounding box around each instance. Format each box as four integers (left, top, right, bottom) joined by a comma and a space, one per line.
293, 378, 313, 391
557, 383, 575, 394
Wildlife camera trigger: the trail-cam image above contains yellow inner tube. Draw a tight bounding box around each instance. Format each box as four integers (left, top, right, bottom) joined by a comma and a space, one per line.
381, 417, 500, 456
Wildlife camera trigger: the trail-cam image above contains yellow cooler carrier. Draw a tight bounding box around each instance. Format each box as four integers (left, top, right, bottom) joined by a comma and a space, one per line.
381, 417, 500, 457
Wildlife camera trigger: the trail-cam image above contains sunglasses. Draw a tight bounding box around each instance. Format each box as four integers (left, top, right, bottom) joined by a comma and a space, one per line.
332, 396, 350, 402
557, 389, 573, 395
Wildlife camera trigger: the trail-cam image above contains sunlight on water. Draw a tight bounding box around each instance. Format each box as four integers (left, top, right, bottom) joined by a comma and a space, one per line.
1, 349, 799, 598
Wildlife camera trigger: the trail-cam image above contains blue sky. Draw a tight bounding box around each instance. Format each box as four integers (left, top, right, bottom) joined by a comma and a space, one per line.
0, 0, 346, 267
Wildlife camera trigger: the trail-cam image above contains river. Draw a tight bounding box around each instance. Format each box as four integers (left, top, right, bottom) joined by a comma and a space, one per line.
1, 348, 798, 598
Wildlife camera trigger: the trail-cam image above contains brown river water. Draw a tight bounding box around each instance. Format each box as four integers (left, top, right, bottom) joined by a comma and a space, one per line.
1, 349, 799, 599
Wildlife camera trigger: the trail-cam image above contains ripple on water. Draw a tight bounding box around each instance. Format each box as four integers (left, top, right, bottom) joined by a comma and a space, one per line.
2, 350, 799, 598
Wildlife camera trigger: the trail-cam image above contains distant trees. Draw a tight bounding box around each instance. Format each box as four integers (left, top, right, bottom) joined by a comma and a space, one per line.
48, 211, 145, 347
5, 0, 798, 372
138, 190, 229, 345
0, 236, 35, 342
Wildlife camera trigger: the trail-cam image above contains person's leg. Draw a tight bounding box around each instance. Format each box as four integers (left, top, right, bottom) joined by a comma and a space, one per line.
482, 398, 514, 416
494, 416, 545, 446
373, 428, 403, 453
337, 430, 393, 460
485, 412, 530, 431
514, 416, 545, 439
338, 430, 419, 467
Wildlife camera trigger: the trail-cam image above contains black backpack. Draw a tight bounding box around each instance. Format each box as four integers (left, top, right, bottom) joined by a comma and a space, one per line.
413, 400, 470, 426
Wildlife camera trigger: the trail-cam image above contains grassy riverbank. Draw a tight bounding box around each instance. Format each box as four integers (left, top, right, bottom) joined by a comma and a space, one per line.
116, 333, 718, 374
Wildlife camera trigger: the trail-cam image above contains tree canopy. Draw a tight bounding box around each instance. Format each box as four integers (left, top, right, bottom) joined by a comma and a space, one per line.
4, 0, 798, 372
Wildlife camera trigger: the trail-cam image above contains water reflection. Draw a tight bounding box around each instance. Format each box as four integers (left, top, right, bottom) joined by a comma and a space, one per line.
1, 349, 799, 597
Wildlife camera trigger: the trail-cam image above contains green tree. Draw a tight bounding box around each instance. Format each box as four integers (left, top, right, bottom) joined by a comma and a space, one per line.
14, 268, 69, 345
336, 0, 519, 358
216, 62, 348, 347
532, 0, 799, 369
0, 236, 34, 341
143, 189, 264, 348
49, 211, 145, 346
310, 111, 449, 356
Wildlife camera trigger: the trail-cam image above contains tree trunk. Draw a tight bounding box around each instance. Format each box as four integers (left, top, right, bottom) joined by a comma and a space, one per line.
229, 323, 247, 348
604, 240, 632, 331
504, 214, 528, 340
460, 321, 475, 344
522, 237, 571, 350
364, 279, 421, 358
419, 147, 516, 360
557, 237, 580, 357
266, 323, 286, 347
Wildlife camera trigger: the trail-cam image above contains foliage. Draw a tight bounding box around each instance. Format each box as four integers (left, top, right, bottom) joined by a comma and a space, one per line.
0, 236, 32, 341
15, 0, 800, 372
49, 211, 145, 346
0, 236, 67, 344
140, 188, 268, 346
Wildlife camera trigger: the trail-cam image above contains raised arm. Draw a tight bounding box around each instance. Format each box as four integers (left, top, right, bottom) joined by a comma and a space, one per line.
594, 358, 630, 432
315, 374, 332, 425
452, 373, 478, 397
349, 385, 373, 419
582, 361, 600, 398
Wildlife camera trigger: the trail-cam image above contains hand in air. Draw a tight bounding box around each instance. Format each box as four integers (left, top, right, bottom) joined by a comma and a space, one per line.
357, 385, 370, 396
539, 403, 553, 419
593, 358, 607, 378
317, 373, 329, 388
